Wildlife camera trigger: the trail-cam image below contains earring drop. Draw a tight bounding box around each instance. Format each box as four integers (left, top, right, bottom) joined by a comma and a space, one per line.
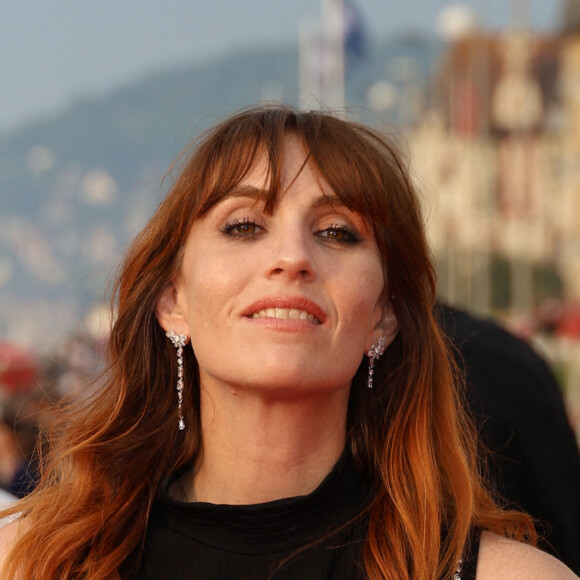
367, 335, 387, 389
166, 330, 188, 430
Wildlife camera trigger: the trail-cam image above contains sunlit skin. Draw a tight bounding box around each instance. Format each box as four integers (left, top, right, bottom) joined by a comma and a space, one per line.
157, 135, 397, 505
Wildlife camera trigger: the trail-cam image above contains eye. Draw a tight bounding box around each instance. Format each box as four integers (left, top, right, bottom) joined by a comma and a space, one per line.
219, 219, 263, 239
316, 225, 361, 244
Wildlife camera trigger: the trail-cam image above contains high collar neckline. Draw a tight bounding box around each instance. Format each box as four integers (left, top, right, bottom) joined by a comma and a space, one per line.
158, 446, 370, 555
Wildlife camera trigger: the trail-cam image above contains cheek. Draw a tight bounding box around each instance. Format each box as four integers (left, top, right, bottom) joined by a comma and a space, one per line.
181, 256, 245, 329
339, 265, 384, 329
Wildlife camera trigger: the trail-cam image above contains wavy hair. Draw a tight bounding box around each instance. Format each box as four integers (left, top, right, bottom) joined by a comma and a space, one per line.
0, 105, 533, 579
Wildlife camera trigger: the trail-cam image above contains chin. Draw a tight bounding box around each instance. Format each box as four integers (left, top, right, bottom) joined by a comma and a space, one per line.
250, 368, 354, 396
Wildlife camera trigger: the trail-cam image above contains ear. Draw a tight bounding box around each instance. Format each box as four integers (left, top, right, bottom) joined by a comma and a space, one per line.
366, 300, 398, 353
155, 281, 190, 337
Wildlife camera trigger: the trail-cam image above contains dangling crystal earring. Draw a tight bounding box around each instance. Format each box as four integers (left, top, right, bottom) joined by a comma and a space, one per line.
367, 335, 387, 389
166, 330, 188, 430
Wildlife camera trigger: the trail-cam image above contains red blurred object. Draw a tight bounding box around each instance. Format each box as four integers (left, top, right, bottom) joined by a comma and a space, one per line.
533, 299, 580, 339
556, 306, 580, 338
0, 341, 39, 394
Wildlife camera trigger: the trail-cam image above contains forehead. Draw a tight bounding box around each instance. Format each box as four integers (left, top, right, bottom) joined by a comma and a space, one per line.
241, 135, 325, 192
194, 125, 388, 227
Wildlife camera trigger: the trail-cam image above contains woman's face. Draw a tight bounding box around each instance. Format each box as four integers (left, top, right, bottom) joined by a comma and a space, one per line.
159, 136, 395, 397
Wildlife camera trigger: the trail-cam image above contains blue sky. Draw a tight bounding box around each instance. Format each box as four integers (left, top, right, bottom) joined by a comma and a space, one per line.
1, 0, 561, 131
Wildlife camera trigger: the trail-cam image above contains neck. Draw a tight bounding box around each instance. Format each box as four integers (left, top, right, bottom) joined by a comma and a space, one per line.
181, 385, 350, 505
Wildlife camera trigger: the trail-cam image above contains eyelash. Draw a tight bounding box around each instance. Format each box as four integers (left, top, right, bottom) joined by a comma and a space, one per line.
316, 224, 361, 244
219, 218, 262, 239
219, 219, 361, 244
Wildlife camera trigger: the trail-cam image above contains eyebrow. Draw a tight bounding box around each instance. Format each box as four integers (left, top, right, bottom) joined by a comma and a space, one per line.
311, 194, 348, 209
226, 185, 348, 210
226, 185, 265, 199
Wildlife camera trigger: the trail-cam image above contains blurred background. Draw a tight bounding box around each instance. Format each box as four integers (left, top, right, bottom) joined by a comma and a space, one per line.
0, 0, 579, 483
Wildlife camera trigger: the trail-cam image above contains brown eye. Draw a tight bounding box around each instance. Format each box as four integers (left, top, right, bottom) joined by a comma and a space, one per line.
236, 222, 256, 235
317, 226, 360, 244
220, 219, 263, 239
325, 228, 348, 241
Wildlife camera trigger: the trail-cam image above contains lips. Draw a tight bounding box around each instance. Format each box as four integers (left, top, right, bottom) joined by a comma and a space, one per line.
243, 296, 326, 325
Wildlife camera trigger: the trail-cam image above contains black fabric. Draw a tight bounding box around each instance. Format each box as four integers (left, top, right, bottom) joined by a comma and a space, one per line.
134, 449, 371, 579
133, 449, 480, 579
458, 529, 481, 580
436, 304, 580, 575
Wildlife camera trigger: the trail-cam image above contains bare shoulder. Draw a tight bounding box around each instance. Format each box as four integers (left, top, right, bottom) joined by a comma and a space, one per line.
476, 531, 579, 579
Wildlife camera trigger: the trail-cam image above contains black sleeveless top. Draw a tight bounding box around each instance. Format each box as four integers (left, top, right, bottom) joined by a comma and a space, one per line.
133, 451, 480, 579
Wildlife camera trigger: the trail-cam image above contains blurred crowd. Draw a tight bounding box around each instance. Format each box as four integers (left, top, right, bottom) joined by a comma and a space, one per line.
0, 335, 105, 499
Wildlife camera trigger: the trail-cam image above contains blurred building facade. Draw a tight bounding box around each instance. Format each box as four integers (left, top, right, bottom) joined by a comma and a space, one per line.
405, 2, 580, 434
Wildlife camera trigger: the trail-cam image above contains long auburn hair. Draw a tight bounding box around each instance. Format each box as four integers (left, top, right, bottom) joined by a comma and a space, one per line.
1, 105, 533, 579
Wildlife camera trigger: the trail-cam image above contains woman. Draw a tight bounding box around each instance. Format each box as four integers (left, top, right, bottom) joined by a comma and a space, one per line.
0, 106, 576, 579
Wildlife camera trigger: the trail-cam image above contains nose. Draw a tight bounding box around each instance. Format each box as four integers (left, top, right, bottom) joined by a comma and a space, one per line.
266, 224, 316, 282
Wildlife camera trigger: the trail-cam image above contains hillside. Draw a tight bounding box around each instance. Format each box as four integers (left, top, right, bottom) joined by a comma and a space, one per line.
0, 36, 439, 347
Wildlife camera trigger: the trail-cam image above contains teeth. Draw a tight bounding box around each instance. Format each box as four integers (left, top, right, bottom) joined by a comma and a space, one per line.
251, 308, 320, 324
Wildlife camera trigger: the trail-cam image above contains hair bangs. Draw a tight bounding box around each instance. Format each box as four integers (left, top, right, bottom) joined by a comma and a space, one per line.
179, 108, 398, 236
188, 109, 295, 219
300, 122, 394, 230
